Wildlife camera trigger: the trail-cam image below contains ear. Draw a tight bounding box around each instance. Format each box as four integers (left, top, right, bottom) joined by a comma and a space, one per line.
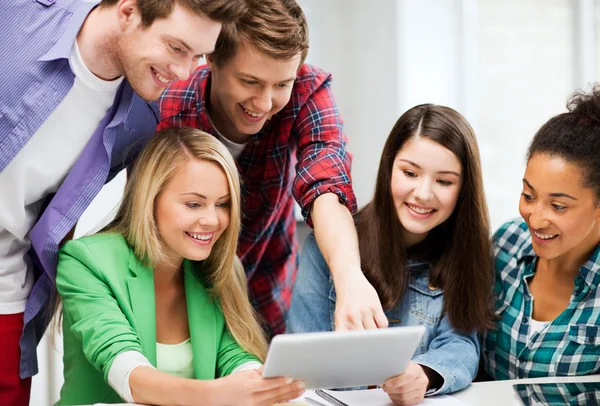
206, 54, 216, 71
116, 0, 141, 31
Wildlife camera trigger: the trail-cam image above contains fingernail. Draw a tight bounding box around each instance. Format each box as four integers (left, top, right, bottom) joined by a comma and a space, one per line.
285, 377, 293, 384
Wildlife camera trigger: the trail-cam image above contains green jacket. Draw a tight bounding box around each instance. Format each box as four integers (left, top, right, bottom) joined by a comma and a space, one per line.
55, 233, 258, 405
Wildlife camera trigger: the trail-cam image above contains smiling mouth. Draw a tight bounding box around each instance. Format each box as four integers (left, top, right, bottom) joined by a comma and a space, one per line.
533, 230, 559, 241
185, 231, 213, 241
406, 203, 436, 215
241, 105, 265, 118
151, 67, 171, 85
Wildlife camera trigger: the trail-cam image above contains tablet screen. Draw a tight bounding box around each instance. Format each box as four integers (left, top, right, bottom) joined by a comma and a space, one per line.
512, 382, 600, 406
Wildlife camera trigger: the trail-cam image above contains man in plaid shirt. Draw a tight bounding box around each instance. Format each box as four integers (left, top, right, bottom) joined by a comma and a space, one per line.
159, 0, 389, 336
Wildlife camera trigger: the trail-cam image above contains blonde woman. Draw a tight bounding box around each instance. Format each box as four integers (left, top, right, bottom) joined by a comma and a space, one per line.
55, 128, 304, 406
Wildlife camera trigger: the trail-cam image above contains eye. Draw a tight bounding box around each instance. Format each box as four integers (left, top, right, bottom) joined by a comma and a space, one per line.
437, 179, 453, 186
521, 192, 534, 202
185, 202, 200, 209
276, 83, 289, 88
242, 79, 258, 85
169, 44, 183, 54
552, 203, 567, 211
217, 201, 231, 209
403, 170, 417, 178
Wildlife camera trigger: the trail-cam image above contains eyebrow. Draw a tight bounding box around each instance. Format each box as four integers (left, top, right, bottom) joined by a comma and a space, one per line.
238, 71, 297, 83
180, 192, 231, 200
166, 36, 206, 58
522, 178, 578, 200
399, 159, 461, 177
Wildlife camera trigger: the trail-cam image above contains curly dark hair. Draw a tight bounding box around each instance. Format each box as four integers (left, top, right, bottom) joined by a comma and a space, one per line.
527, 86, 600, 199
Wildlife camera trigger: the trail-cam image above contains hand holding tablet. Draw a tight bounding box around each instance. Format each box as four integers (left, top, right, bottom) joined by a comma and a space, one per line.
262, 326, 426, 389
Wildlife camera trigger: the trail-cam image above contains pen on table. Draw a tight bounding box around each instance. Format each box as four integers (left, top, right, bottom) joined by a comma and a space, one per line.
304, 396, 330, 406
315, 389, 350, 406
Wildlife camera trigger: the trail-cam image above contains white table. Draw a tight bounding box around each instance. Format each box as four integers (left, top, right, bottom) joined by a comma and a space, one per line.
449, 375, 600, 405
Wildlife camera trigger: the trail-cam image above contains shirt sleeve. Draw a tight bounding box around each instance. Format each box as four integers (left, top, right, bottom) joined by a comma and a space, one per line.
107, 350, 155, 403
56, 240, 147, 384
292, 76, 358, 227
411, 315, 479, 395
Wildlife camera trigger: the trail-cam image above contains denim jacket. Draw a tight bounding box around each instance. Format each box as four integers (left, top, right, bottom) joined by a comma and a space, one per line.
286, 232, 479, 395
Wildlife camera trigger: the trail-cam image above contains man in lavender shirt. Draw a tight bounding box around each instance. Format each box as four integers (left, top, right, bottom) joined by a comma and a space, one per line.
0, 1, 246, 404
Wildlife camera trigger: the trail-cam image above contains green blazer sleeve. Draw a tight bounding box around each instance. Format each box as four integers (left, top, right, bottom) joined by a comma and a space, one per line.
57, 238, 145, 382
216, 326, 261, 377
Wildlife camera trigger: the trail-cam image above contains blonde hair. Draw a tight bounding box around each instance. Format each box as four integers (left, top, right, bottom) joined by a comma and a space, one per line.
105, 127, 268, 360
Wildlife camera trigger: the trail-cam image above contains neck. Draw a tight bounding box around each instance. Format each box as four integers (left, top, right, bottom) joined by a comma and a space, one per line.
206, 77, 253, 144
154, 260, 184, 286
76, 5, 123, 80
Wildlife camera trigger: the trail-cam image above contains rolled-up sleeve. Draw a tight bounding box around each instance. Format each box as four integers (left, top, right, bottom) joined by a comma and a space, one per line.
292, 77, 357, 227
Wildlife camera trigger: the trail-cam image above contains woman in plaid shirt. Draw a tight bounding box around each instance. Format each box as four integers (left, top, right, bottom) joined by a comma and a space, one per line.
483, 87, 600, 382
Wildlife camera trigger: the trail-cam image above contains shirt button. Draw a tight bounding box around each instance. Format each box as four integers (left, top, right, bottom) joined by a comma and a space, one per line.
522, 317, 529, 323
588, 336, 596, 343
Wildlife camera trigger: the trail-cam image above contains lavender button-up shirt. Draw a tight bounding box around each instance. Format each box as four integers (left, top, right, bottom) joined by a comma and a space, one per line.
0, 0, 159, 378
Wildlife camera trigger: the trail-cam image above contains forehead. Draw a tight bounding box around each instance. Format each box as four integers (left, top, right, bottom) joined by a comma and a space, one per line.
146, 4, 222, 53
395, 137, 461, 171
164, 158, 229, 195
223, 42, 302, 82
525, 154, 588, 194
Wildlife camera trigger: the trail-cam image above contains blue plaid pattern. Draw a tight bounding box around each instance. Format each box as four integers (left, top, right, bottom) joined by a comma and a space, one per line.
482, 218, 600, 380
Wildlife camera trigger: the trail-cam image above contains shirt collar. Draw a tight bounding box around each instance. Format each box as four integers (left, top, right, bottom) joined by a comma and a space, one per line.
39, 0, 100, 62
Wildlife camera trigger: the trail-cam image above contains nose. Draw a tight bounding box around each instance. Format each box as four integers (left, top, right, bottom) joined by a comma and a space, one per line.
527, 203, 551, 229
253, 87, 273, 113
169, 58, 194, 81
413, 178, 434, 202
198, 206, 219, 228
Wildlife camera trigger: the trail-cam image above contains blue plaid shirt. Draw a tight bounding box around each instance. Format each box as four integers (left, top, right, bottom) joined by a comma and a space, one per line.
482, 218, 600, 380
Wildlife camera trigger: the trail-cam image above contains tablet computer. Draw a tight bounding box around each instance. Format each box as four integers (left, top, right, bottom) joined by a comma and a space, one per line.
513, 382, 600, 406
262, 326, 426, 389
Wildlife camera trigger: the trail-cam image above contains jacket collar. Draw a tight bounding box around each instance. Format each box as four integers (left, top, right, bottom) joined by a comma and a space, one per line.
125, 254, 218, 378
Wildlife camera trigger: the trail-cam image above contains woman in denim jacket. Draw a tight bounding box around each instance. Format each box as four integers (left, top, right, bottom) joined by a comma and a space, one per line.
287, 104, 494, 405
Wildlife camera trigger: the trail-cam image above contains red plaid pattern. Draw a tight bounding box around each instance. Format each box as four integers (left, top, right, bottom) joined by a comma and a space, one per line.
159, 64, 357, 336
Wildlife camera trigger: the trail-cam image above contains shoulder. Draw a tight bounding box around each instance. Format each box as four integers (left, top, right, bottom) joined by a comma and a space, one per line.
492, 218, 531, 256
60, 233, 131, 262
160, 66, 209, 119
293, 64, 333, 97
492, 218, 533, 280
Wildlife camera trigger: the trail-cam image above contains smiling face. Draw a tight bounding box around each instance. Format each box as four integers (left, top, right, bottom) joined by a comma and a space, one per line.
155, 158, 231, 266
117, 1, 222, 101
391, 136, 463, 246
206, 42, 301, 142
519, 153, 600, 261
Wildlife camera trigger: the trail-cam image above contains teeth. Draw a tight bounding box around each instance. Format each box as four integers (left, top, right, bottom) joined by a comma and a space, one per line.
187, 232, 212, 241
534, 231, 558, 240
242, 106, 263, 118
153, 69, 170, 84
407, 204, 434, 214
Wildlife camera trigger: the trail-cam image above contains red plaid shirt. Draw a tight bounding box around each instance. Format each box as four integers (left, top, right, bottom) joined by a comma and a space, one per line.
159, 64, 357, 336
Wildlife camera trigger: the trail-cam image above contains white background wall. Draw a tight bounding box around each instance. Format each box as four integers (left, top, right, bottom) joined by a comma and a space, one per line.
31, 1, 599, 404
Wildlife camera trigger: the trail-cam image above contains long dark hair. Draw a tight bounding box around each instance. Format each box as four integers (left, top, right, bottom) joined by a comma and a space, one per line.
357, 104, 494, 332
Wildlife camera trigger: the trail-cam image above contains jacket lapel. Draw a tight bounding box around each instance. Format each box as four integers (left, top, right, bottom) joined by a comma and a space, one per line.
184, 261, 217, 379
126, 253, 157, 365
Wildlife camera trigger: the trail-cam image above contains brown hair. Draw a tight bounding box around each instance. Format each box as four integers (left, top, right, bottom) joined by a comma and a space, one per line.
357, 104, 494, 333
100, 0, 247, 27
210, 0, 309, 67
